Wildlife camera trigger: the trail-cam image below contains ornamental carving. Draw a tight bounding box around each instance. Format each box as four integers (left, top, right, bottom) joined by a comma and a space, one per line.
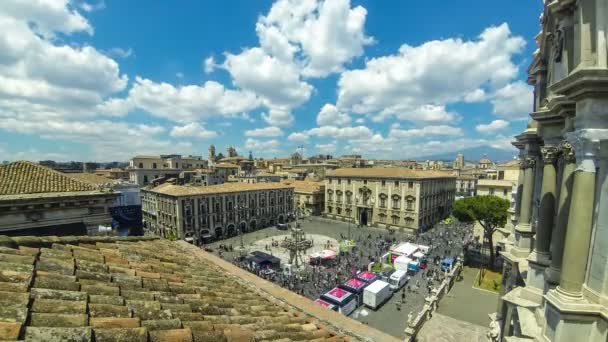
541, 146, 559, 164
559, 141, 576, 164
524, 156, 536, 169
553, 25, 565, 63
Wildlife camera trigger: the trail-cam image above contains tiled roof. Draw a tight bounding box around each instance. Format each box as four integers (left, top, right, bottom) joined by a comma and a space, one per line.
282, 180, 325, 194
217, 156, 246, 162
132, 155, 161, 159
147, 182, 294, 197
213, 163, 239, 168
0, 235, 392, 341
67, 173, 116, 186
0, 161, 97, 196
327, 168, 456, 179
498, 160, 520, 168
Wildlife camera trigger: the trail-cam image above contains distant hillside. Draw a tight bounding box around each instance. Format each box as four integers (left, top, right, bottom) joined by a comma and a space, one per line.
416, 146, 518, 163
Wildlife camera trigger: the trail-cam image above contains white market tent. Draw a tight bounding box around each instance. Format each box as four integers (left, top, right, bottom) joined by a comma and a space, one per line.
390, 242, 419, 257
417, 245, 430, 253
394, 255, 413, 271
413, 251, 425, 259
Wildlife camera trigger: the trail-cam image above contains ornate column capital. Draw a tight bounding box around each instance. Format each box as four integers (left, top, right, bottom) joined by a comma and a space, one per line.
524, 156, 537, 169
541, 146, 559, 165
558, 140, 576, 164
565, 130, 601, 172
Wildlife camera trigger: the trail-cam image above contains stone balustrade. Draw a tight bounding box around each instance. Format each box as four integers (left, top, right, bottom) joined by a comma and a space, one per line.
403, 262, 461, 341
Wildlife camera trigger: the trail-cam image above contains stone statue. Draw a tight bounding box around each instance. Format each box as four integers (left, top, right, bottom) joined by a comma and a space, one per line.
407, 311, 413, 325
553, 25, 565, 63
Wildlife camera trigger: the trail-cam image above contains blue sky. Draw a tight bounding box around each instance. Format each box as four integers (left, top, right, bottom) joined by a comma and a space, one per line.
0, 0, 543, 162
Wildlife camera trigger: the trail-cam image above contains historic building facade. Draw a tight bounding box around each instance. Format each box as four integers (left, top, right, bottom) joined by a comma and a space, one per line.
495, 2, 608, 341
0, 161, 118, 235
282, 180, 325, 216
323, 168, 455, 233
141, 182, 294, 244
455, 175, 477, 198
128, 155, 207, 186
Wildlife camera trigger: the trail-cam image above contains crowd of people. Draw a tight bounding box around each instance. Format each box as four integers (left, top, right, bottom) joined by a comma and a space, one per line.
208, 219, 475, 317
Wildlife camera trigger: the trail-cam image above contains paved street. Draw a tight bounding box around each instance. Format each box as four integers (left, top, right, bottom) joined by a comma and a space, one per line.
436, 266, 499, 327
206, 216, 474, 339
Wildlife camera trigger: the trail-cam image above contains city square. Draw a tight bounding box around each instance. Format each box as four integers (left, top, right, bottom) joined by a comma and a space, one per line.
1, 1, 607, 341
206, 216, 476, 338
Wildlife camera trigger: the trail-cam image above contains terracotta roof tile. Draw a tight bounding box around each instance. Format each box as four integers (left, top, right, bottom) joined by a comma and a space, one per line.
327, 167, 456, 179
0, 161, 98, 195
0, 235, 397, 342
148, 182, 293, 197
281, 180, 324, 193
66, 173, 115, 186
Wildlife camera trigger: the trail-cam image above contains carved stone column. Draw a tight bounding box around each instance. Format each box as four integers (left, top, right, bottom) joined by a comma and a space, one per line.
546, 142, 576, 286
535, 145, 559, 255
512, 156, 537, 258
525, 146, 559, 297
556, 137, 597, 298
518, 157, 536, 227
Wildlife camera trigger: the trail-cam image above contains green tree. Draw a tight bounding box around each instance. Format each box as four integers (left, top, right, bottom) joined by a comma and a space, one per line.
453, 195, 510, 268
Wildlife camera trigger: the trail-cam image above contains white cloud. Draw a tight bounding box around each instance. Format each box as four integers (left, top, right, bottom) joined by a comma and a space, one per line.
2, 0, 93, 38
107, 47, 133, 59
245, 138, 281, 151
396, 105, 459, 123
261, 107, 294, 127
245, 126, 284, 137
307, 125, 374, 139
355, 118, 365, 124
287, 132, 309, 143
316, 104, 351, 127
0, 0, 129, 126
491, 81, 533, 120
96, 97, 134, 117
223, 47, 312, 109
475, 119, 509, 133
336, 23, 525, 123
258, 0, 374, 77
389, 125, 464, 139
203, 56, 216, 74
170, 122, 217, 139
464, 88, 486, 102
79, 1, 106, 13
0, 117, 179, 161
128, 77, 260, 122
316, 143, 337, 153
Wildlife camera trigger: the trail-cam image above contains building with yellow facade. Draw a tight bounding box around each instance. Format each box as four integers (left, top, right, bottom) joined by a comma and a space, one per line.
324, 168, 455, 233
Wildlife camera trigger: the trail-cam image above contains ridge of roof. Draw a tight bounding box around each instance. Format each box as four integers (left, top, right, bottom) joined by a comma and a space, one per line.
146, 182, 294, 196
66, 173, 115, 186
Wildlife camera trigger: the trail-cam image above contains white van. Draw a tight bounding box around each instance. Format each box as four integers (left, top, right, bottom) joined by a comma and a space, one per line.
388, 270, 409, 291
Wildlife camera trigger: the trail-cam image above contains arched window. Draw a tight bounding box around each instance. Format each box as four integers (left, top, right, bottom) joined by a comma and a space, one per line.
379, 193, 387, 208
391, 215, 399, 225
391, 195, 400, 209
406, 195, 415, 211
379, 213, 386, 223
